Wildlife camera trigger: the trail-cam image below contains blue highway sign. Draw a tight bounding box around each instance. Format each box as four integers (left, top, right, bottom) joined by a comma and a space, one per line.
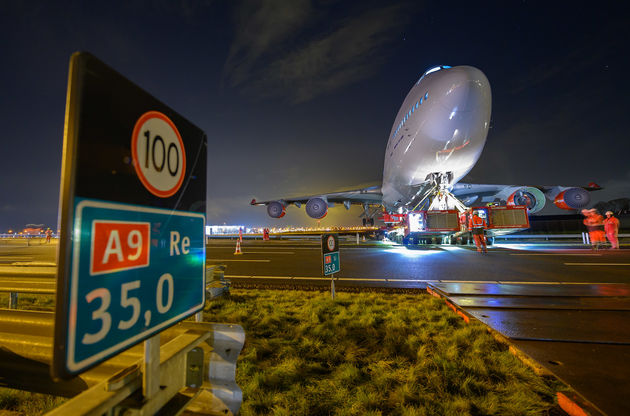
321, 234, 340, 276
66, 199, 204, 372
323, 251, 340, 275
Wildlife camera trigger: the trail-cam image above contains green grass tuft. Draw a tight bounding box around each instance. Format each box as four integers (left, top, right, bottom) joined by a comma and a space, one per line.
204, 290, 561, 415
0, 388, 65, 415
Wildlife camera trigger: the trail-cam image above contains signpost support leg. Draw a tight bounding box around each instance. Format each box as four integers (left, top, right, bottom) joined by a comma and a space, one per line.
331, 273, 335, 300
143, 334, 160, 400
8, 292, 18, 309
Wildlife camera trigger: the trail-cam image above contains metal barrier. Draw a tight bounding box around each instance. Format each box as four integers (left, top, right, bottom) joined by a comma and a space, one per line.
0, 264, 243, 415
0, 236, 58, 246
206, 264, 231, 300
494, 233, 630, 241
0, 266, 57, 309
0, 264, 231, 309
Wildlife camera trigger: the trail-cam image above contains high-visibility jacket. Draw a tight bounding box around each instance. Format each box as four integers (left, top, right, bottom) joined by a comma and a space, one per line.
604, 217, 619, 234
584, 214, 604, 232
471, 215, 487, 229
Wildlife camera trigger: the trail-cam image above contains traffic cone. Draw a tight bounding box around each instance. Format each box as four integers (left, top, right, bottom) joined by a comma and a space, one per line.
234, 240, 243, 255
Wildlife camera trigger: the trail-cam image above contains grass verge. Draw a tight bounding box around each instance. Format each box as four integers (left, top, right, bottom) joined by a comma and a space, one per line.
1, 289, 562, 415
206, 290, 562, 415
0, 389, 64, 415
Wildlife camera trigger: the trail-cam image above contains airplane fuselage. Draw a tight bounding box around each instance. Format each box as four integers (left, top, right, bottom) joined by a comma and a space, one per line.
381, 66, 492, 212
253, 65, 594, 222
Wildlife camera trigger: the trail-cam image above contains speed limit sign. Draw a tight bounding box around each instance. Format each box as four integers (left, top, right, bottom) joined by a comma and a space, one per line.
131, 111, 186, 198
327, 235, 336, 252
54, 52, 207, 380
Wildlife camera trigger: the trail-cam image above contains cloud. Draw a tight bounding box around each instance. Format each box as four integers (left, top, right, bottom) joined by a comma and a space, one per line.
223, 0, 312, 88
223, 1, 414, 103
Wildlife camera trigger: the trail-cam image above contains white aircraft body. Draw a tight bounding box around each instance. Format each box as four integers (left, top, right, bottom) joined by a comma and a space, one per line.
252, 65, 598, 224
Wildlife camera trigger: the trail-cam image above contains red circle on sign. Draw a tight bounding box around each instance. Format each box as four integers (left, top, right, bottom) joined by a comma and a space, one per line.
327, 236, 335, 251
131, 111, 187, 198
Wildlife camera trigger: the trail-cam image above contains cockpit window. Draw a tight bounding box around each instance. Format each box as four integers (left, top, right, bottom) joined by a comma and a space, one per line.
416, 65, 452, 84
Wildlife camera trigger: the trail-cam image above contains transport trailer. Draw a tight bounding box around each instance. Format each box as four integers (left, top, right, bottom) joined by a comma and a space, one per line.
387, 205, 530, 246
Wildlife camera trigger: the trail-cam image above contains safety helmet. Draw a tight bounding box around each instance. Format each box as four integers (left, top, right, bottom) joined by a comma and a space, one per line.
605, 211, 613, 215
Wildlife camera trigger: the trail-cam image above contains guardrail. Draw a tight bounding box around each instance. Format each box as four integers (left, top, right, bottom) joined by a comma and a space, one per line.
494, 233, 629, 244
0, 236, 58, 246
0, 309, 244, 414
0, 264, 230, 309
0, 264, 242, 415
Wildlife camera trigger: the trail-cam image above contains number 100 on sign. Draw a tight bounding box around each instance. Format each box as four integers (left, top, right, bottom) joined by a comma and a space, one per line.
132, 111, 187, 198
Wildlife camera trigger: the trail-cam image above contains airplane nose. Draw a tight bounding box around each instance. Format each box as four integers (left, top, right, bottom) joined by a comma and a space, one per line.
439, 66, 491, 112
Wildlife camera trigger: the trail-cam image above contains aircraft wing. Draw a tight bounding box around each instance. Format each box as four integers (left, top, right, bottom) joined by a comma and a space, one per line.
251, 184, 383, 219
451, 182, 601, 213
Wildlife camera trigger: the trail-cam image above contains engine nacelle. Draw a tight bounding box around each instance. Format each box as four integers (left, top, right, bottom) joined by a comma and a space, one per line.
553, 187, 590, 210
306, 197, 328, 219
266, 201, 286, 218
506, 187, 546, 213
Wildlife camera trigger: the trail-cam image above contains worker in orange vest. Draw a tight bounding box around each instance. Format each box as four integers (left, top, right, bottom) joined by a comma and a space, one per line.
604, 211, 620, 249
470, 210, 487, 253
582, 209, 606, 250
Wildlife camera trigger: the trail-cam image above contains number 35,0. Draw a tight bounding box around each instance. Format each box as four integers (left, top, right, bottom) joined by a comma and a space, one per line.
81, 273, 174, 345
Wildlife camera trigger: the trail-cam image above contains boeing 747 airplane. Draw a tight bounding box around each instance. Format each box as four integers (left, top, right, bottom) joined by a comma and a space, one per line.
251, 65, 598, 230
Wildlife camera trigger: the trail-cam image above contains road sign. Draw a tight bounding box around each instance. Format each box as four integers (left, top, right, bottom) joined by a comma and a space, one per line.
321, 233, 340, 276
323, 251, 340, 275
131, 111, 186, 198
53, 52, 207, 379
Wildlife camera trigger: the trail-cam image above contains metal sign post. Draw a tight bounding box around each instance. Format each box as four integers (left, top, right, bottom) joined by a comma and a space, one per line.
321, 234, 340, 299
53, 52, 207, 380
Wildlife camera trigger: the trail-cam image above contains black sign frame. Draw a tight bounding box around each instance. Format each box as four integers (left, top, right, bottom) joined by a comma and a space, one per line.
52, 52, 207, 380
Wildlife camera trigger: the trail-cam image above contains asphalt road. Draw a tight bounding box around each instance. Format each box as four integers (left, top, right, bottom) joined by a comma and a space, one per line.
204, 239, 630, 288
2, 238, 629, 287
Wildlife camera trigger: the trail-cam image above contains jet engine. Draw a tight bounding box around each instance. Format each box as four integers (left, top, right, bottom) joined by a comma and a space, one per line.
266, 201, 286, 218
553, 187, 590, 210
506, 187, 546, 213
306, 197, 328, 219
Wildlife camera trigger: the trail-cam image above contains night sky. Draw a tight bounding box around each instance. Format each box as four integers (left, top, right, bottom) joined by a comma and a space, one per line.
1, 1, 629, 231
